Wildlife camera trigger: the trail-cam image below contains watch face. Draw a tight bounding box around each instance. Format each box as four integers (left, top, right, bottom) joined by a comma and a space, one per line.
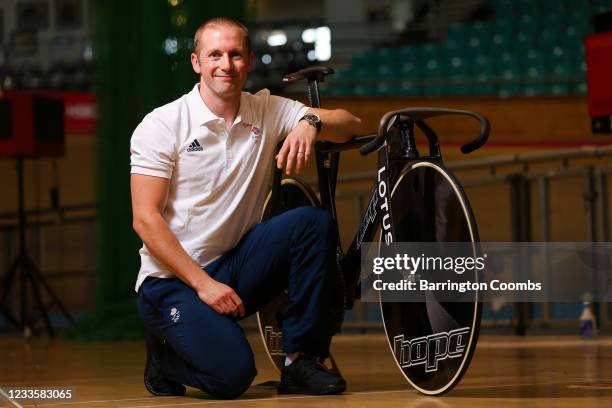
304, 113, 320, 122
302, 113, 321, 130
308, 113, 320, 121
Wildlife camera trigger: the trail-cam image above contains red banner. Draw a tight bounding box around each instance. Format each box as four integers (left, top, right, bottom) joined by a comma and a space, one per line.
586, 32, 612, 117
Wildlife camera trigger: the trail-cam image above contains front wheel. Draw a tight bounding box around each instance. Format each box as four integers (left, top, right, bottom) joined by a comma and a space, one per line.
380, 160, 482, 395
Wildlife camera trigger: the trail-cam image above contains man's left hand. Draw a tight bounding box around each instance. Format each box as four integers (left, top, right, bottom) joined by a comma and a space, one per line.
276, 121, 317, 175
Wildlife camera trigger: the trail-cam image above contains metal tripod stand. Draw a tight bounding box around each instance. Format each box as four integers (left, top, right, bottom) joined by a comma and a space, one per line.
0, 157, 74, 337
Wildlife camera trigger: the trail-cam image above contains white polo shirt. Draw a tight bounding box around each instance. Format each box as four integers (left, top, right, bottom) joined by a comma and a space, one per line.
130, 84, 308, 291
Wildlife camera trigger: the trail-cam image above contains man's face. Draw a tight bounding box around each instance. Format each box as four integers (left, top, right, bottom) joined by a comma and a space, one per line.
191, 25, 253, 99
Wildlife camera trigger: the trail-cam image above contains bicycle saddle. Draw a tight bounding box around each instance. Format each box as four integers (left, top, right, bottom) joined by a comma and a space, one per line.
283, 66, 335, 83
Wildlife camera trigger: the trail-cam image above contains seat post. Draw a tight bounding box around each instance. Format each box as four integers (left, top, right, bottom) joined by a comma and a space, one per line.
307, 79, 321, 108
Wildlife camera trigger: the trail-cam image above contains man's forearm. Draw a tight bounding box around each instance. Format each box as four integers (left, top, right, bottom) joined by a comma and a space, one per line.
133, 213, 211, 291
311, 108, 364, 142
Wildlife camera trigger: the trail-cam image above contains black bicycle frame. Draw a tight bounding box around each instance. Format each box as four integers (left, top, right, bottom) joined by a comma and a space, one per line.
304, 77, 434, 294
271, 71, 460, 299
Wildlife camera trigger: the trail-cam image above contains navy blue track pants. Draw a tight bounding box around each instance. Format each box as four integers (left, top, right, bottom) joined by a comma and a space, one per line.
137, 207, 338, 399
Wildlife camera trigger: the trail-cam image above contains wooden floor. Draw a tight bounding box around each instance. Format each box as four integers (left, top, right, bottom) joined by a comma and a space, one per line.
1, 333, 612, 407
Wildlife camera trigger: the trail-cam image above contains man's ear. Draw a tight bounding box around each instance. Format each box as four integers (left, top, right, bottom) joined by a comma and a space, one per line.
191, 53, 201, 74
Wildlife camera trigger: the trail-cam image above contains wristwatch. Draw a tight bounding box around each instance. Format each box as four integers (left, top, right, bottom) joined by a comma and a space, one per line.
299, 113, 322, 132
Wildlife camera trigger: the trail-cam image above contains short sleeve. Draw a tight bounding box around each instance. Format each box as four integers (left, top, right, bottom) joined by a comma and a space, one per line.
265, 94, 309, 143
130, 112, 176, 179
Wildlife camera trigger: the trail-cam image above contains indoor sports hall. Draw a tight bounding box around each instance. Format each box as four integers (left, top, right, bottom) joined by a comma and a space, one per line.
1, 1, 612, 407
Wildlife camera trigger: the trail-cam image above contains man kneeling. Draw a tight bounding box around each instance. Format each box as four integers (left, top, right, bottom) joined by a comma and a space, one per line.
130, 17, 363, 398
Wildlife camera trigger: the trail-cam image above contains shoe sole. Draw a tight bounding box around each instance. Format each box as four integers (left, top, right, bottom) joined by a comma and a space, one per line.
278, 381, 346, 395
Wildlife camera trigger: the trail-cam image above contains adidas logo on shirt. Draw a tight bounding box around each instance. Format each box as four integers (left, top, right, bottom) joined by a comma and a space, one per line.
187, 139, 203, 152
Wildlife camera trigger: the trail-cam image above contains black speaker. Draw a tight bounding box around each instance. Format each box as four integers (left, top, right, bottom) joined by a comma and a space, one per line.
594, 11, 612, 33
33, 96, 64, 143
0, 99, 11, 140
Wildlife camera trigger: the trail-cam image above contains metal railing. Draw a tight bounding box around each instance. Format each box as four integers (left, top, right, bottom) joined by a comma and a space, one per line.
2, 145, 612, 333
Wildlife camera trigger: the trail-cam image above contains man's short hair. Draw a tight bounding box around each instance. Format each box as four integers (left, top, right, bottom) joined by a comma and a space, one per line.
193, 17, 251, 56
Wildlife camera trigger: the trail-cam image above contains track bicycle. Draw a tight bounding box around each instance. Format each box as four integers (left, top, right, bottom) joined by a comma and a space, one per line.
257, 67, 490, 395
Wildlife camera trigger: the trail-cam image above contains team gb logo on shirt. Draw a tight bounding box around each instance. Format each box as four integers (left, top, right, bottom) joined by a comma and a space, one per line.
250, 126, 261, 141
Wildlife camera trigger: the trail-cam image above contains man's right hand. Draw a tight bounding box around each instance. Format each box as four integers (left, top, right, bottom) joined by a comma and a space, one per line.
196, 279, 245, 318
131, 175, 246, 319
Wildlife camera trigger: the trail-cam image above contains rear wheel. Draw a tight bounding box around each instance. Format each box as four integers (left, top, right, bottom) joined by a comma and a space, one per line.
380, 160, 482, 395
257, 177, 320, 374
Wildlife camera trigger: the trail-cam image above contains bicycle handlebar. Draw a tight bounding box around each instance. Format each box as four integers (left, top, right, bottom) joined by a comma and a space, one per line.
359, 107, 490, 156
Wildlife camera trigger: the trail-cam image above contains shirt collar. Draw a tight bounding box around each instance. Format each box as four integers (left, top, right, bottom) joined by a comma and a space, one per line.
187, 84, 217, 126
187, 83, 254, 127
236, 93, 254, 126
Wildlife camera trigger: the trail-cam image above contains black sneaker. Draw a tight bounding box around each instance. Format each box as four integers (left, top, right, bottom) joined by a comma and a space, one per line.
144, 332, 186, 397
278, 355, 346, 395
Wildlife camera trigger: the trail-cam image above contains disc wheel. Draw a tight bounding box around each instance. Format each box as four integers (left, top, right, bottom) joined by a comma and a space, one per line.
256, 177, 320, 374
380, 160, 482, 395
